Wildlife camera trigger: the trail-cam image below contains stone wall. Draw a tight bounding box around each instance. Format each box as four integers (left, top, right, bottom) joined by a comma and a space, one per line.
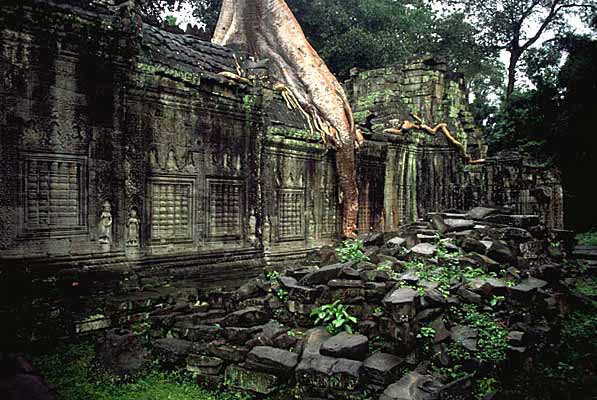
345, 58, 564, 230
0, 0, 564, 343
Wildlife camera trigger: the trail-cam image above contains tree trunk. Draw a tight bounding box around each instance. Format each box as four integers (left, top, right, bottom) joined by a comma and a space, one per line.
213, 0, 359, 237
505, 49, 521, 105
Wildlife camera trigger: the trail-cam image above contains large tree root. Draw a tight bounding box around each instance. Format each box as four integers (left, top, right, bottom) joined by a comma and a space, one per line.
384, 114, 485, 164
213, 0, 360, 238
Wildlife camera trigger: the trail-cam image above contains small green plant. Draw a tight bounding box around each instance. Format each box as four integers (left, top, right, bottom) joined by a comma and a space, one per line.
374, 306, 384, 314
417, 326, 436, 352
488, 295, 505, 307
275, 288, 289, 302
336, 239, 369, 263
435, 242, 459, 259
447, 342, 471, 361
164, 15, 178, 26
573, 276, 597, 297
417, 326, 436, 339
310, 300, 358, 334
576, 228, 597, 246
475, 377, 499, 399
266, 270, 281, 280
432, 365, 467, 381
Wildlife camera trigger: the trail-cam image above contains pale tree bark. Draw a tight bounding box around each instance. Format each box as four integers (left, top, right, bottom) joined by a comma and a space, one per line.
213, 0, 359, 238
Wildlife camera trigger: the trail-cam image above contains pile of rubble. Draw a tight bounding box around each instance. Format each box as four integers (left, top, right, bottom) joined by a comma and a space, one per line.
97, 207, 577, 399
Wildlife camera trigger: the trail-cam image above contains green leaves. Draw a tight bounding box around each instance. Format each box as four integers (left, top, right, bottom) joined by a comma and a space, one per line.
336, 239, 369, 263
310, 300, 359, 335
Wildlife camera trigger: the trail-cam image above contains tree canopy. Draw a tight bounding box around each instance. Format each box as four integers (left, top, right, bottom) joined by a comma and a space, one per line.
442, 0, 597, 103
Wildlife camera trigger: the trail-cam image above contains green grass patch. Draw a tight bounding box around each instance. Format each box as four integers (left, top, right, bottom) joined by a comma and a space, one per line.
30, 343, 255, 400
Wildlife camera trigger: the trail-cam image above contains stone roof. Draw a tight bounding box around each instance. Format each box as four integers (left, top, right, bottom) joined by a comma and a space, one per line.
9, 1, 238, 82
141, 23, 237, 80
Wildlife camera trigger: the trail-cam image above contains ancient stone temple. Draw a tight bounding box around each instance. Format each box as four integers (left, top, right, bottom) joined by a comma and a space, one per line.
0, 0, 563, 339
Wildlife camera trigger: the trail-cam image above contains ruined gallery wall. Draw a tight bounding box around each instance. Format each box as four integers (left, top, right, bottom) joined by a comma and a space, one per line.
0, 0, 564, 342
0, 0, 269, 341
345, 58, 564, 230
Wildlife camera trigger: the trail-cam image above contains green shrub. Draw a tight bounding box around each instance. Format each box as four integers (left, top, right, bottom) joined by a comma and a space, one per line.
336, 239, 369, 263
310, 300, 358, 334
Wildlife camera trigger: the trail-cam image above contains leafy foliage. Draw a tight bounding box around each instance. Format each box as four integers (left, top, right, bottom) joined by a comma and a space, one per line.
461, 305, 509, 362
443, 0, 597, 100
310, 300, 358, 334
336, 239, 369, 263
576, 229, 597, 246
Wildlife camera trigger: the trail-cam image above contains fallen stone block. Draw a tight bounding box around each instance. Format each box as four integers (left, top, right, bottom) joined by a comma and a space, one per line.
320, 332, 369, 361
300, 263, 348, 286
153, 338, 195, 366
363, 352, 404, 387
186, 354, 224, 375
380, 371, 443, 400
295, 355, 363, 391
246, 346, 299, 375
410, 243, 437, 258
225, 364, 279, 395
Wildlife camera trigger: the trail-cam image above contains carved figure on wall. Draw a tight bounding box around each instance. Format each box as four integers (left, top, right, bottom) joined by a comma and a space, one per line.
98, 201, 113, 244
263, 216, 271, 244
148, 148, 160, 170
235, 154, 242, 173
22, 120, 47, 147
127, 207, 140, 247
248, 212, 258, 247
165, 149, 179, 172
183, 150, 196, 173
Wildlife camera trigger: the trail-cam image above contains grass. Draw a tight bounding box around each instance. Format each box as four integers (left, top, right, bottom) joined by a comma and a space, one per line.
30, 343, 255, 400
576, 229, 597, 246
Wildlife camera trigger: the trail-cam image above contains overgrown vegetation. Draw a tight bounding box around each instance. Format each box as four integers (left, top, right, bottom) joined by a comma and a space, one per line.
576, 229, 597, 246
30, 343, 255, 400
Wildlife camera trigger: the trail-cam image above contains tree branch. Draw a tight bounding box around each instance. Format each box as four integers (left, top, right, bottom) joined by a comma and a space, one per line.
520, 0, 562, 51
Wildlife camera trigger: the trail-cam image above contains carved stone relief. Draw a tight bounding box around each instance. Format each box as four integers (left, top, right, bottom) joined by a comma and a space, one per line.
148, 177, 194, 243
19, 153, 88, 237
274, 157, 307, 242
320, 162, 339, 238
126, 207, 140, 247
98, 200, 113, 244
22, 119, 87, 151
207, 178, 243, 240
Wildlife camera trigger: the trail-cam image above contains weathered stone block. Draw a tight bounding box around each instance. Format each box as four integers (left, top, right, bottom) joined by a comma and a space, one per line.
186, 354, 224, 375
299, 263, 348, 286
295, 355, 363, 391
225, 364, 279, 394
321, 332, 369, 361
380, 371, 442, 400
363, 352, 404, 386
245, 346, 299, 374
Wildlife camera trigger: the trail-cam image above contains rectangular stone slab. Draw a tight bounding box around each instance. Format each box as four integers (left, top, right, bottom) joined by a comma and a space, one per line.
224, 365, 279, 394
